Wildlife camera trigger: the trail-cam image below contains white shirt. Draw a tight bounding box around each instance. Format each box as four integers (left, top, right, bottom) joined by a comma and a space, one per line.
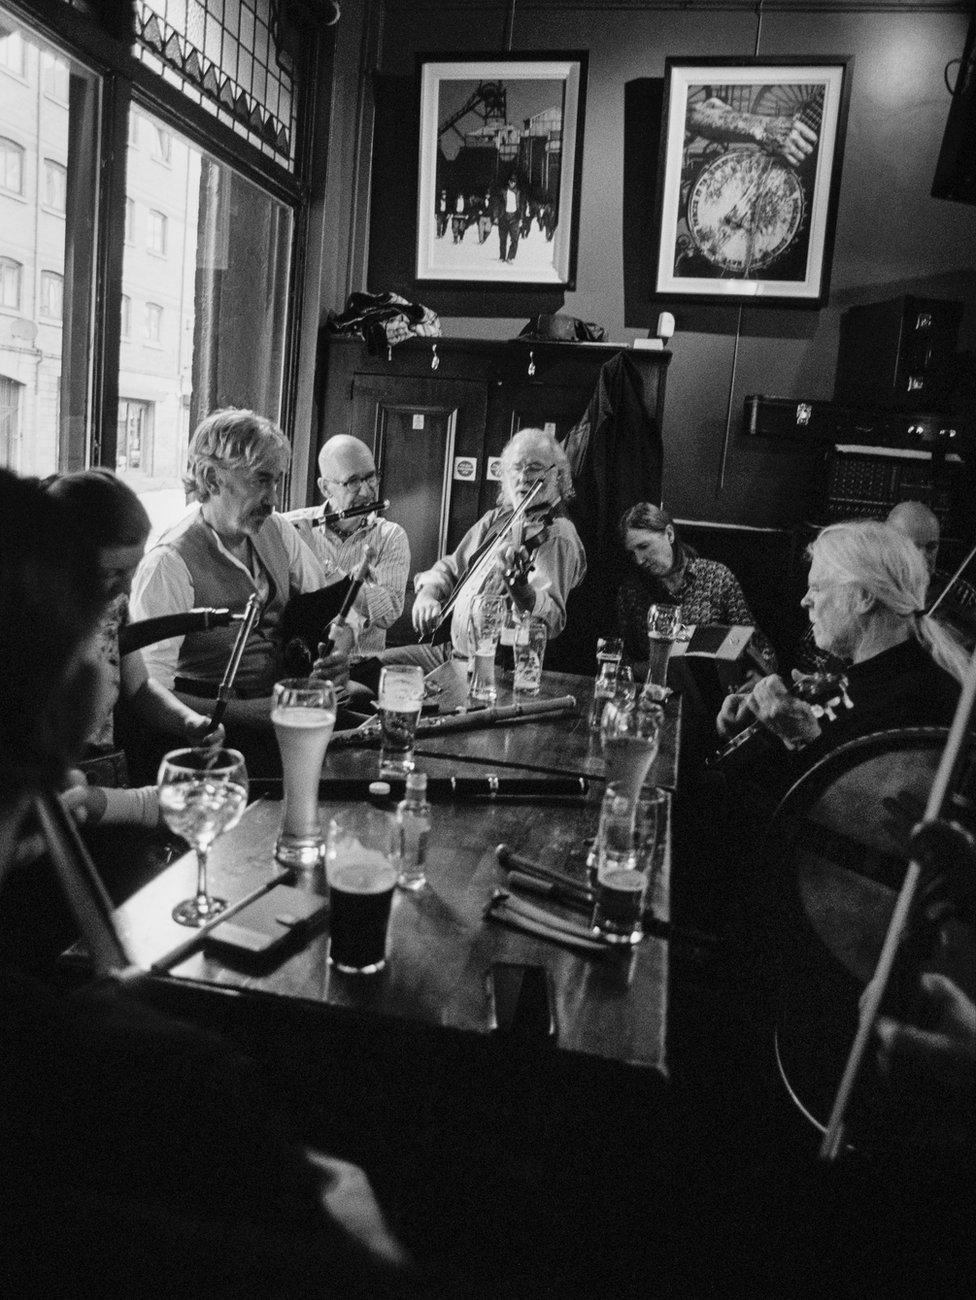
285, 509, 410, 657
130, 507, 337, 689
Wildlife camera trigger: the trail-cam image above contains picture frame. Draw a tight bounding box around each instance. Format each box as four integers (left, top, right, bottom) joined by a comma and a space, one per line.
415, 52, 588, 290
652, 57, 852, 307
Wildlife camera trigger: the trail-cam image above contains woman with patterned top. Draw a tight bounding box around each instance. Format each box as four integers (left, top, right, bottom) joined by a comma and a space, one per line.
616, 502, 776, 678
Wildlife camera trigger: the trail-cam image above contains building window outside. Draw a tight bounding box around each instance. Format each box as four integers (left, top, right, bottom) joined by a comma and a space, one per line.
121, 293, 131, 337
0, 28, 26, 77
148, 208, 167, 255
117, 397, 153, 473
151, 123, 171, 163
42, 51, 69, 102
0, 375, 21, 468
0, 136, 24, 194
0, 256, 22, 310
144, 301, 162, 342
125, 196, 135, 242
44, 158, 67, 213
40, 270, 63, 320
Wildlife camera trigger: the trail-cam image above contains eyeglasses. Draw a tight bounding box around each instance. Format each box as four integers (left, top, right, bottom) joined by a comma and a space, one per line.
505, 461, 556, 479
326, 470, 380, 490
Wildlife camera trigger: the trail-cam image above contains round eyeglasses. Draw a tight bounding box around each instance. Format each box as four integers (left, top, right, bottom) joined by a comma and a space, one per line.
326, 470, 380, 491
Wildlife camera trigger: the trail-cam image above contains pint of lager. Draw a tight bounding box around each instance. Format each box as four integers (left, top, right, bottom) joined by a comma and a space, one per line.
272, 678, 337, 868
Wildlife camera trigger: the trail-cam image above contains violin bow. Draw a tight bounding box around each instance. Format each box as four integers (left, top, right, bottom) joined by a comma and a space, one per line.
424, 479, 545, 644
820, 642, 976, 1160
210, 592, 260, 730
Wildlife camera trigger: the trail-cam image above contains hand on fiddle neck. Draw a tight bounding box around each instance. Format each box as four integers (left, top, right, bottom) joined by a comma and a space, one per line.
497, 544, 537, 617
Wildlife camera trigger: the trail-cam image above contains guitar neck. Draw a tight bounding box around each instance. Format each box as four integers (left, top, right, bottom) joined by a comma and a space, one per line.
796, 91, 825, 136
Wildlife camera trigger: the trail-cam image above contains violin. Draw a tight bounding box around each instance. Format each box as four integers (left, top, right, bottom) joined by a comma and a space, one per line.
708, 671, 852, 772
502, 500, 558, 591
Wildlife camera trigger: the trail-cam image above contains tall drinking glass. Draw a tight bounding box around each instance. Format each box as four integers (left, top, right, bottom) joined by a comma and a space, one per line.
378, 665, 424, 775
468, 593, 506, 704
600, 696, 663, 804
513, 615, 547, 695
587, 636, 626, 731
158, 747, 248, 927
590, 784, 658, 946
272, 678, 337, 867
645, 603, 683, 702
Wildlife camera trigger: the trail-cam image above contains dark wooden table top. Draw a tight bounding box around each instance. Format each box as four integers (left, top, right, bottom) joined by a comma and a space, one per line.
331, 667, 682, 791
115, 782, 670, 1075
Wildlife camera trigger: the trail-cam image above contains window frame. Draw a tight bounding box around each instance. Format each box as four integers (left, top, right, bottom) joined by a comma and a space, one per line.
39, 267, 64, 320
143, 299, 162, 343
146, 206, 167, 256
0, 0, 329, 489
0, 134, 25, 195
0, 254, 23, 310
43, 156, 67, 212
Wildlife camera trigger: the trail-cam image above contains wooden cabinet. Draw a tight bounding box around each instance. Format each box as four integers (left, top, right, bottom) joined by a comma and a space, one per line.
313, 333, 669, 656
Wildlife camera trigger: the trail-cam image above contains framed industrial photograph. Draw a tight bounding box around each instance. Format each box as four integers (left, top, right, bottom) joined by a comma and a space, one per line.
415, 52, 588, 289
653, 57, 852, 306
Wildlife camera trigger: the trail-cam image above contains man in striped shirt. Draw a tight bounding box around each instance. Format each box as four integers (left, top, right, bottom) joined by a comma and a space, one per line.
286, 435, 410, 656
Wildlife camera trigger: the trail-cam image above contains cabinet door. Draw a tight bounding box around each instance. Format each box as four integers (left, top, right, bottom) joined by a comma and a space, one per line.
481, 382, 588, 517
351, 375, 487, 643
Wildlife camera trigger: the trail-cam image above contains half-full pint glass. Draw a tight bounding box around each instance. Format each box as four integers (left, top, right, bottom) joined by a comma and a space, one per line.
326, 806, 397, 974
378, 665, 424, 775
468, 593, 506, 704
272, 678, 337, 867
590, 784, 654, 945
645, 603, 683, 700
600, 696, 663, 804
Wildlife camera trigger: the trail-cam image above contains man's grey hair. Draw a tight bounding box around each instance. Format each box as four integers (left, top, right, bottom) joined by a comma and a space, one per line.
500, 427, 575, 503
184, 408, 290, 502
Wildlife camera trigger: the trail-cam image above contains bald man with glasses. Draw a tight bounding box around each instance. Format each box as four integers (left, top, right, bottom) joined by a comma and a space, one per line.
287, 435, 410, 656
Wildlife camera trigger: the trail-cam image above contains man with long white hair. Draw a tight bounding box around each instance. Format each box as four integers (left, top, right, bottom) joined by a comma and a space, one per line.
718, 519, 966, 783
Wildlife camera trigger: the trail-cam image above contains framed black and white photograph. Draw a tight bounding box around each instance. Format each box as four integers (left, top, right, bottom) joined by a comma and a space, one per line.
416, 53, 588, 289
653, 58, 852, 306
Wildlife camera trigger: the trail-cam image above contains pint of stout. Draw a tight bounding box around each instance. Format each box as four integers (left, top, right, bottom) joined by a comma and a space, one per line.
326, 808, 397, 974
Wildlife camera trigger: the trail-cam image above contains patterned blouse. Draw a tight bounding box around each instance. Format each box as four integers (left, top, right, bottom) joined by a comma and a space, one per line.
616, 556, 775, 670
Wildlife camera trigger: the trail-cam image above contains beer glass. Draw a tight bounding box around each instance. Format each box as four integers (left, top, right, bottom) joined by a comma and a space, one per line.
325, 805, 398, 974
158, 747, 248, 927
513, 616, 547, 695
468, 593, 506, 704
587, 780, 649, 946
378, 664, 424, 775
600, 695, 664, 804
645, 603, 683, 701
272, 678, 337, 868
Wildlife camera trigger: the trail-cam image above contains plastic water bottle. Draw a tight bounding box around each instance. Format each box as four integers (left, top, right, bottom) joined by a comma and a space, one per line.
393, 771, 431, 891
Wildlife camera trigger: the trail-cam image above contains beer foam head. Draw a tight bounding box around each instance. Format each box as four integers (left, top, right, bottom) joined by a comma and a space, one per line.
328, 846, 396, 893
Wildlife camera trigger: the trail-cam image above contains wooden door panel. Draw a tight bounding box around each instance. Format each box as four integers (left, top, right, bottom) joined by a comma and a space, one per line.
481, 383, 589, 516
351, 377, 486, 643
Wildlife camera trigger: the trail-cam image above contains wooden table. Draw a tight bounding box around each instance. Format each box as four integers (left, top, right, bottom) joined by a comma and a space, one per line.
332, 666, 682, 791
113, 783, 670, 1076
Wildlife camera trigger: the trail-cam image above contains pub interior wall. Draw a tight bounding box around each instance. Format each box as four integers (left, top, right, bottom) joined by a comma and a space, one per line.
322, 2, 976, 529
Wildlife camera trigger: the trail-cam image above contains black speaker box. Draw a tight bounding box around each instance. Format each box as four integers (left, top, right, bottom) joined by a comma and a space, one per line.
834, 295, 963, 409
932, 15, 976, 204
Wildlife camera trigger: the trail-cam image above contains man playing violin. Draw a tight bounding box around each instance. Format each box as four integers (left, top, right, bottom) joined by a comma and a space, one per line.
286, 434, 410, 656
380, 427, 586, 673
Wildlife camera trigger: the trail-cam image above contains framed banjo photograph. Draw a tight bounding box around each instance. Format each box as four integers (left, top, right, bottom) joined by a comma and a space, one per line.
652, 57, 852, 307
415, 52, 588, 289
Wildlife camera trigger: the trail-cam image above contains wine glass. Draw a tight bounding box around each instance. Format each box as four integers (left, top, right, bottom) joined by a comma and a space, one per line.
158, 747, 249, 927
